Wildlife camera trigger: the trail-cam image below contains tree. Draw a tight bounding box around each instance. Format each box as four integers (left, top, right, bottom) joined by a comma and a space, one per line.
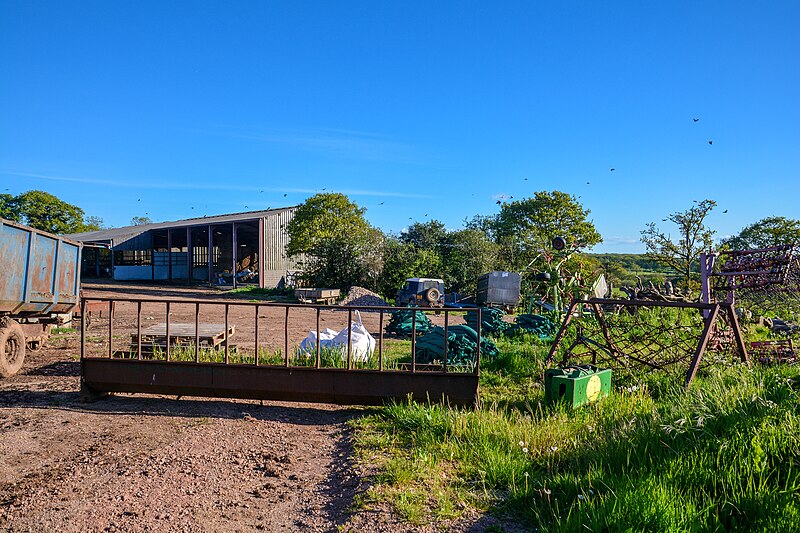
441, 228, 499, 295
640, 199, 716, 290
12, 190, 97, 234
492, 191, 602, 272
723, 216, 800, 250
401, 220, 448, 251
286, 193, 383, 290
131, 216, 153, 226
83, 216, 105, 231
379, 237, 443, 298
0, 194, 20, 222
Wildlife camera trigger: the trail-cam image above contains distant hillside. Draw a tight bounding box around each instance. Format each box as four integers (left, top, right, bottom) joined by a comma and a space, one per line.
589, 253, 678, 288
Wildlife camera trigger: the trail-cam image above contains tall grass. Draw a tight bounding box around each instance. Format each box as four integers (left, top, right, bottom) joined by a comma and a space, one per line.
352, 339, 800, 531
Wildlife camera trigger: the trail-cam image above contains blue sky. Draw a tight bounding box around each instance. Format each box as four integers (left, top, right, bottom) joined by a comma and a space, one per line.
1, 1, 798, 252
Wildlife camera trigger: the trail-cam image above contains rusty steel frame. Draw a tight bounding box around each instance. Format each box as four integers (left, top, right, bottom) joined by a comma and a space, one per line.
546, 298, 749, 387
80, 297, 480, 406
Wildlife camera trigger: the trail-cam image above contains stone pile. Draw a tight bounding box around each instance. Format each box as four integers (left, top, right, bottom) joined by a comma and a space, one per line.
339, 286, 389, 308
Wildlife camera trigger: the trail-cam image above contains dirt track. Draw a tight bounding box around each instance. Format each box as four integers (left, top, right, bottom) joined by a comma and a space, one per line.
0, 283, 503, 532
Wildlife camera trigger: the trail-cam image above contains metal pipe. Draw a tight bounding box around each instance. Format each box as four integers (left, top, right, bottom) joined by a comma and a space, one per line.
475, 307, 481, 375
231, 222, 237, 290
254, 305, 260, 366
443, 310, 449, 373
195, 303, 200, 363
346, 309, 353, 370
224, 304, 230, 364
108, 300, 113, 359
411, 310, 416, 373
80, 298, 86, 360
284, 306, 289, 366
316, 307, 321, 368
137, 301, 142, 360
378, 310, 384, 371
165, 301, 171, 362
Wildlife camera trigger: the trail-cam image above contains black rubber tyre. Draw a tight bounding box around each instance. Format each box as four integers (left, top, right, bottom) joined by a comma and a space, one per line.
0, 320, 26, 378
425, 288, 441, 304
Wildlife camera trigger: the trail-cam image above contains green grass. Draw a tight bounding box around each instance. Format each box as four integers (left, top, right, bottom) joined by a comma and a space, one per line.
351, 337, 800, 531
51, 326, 76, 334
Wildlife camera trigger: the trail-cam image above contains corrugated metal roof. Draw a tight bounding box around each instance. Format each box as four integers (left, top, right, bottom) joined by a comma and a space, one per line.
68, 207, 297, 243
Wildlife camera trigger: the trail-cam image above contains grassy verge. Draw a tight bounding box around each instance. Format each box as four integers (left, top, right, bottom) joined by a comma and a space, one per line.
351, 336, 800, 531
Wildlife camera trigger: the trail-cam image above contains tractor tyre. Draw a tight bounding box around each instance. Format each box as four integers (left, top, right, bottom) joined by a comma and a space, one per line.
0, 319, 26, 378
425, 288, 441, 304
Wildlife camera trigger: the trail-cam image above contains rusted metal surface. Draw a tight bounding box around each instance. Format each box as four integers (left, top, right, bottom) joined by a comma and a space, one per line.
0, 218, 82, 317
80, 296, 481, 406
548, 298, 747, 387
81, 359, 479, 406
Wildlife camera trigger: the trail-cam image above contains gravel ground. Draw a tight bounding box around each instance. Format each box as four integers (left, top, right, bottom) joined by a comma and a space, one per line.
0, 283, 517, 532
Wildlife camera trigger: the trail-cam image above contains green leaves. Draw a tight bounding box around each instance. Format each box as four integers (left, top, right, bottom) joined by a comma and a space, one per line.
1, 190, 101, 234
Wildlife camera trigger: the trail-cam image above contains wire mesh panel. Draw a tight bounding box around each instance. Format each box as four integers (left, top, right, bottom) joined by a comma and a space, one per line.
711, 246, 800, 330
547, 299, 747, 385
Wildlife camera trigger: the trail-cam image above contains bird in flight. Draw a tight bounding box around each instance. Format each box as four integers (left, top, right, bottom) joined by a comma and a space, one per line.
496, 200, 502, 205
586, 181, 590, 185
524, 177, 528, 181
723, 209, 728, 213
284, 193, 287, 197
610, 168, 615, 172
708, 140, 713, 145
693, 118, 700, 122
379, 202, 384, 205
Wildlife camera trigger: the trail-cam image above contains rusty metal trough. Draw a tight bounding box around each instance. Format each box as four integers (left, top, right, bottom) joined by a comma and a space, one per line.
80, 297, 481, 406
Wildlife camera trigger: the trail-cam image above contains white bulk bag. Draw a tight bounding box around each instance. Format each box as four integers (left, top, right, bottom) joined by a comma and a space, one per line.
331, 311, 375, 363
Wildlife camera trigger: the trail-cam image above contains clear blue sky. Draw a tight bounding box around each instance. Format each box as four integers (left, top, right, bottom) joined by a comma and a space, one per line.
1, 1, 798, 252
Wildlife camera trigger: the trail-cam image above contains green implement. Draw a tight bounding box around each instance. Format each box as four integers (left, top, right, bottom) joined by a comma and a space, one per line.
544, 365, 611, 408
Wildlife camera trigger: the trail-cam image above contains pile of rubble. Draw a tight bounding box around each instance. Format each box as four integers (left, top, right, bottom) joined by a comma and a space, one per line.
339, 286, 389, 308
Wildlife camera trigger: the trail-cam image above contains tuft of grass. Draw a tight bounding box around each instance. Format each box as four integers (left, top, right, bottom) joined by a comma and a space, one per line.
352, 336, 800, 530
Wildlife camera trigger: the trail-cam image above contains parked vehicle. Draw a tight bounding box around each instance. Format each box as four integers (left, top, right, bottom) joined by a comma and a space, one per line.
476, 271, 521, 312
0, 218, 82, 377
396, 278, 445, 307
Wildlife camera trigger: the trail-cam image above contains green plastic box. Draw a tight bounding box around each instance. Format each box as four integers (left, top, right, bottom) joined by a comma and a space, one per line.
544, 365, 612, 408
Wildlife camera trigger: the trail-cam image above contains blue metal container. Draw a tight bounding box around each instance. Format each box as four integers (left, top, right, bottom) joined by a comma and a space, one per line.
0, 218, 82, 317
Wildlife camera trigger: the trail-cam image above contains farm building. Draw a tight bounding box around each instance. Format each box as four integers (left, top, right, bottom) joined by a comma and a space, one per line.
68, 208, 300, 288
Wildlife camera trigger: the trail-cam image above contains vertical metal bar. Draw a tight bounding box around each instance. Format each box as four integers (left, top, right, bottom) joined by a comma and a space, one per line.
231, 222, 237, 289
194, 303, 200, 363
80, 298, 86, 360
378, 309, 384, 371
727, 304, 750, 364
207, 225, 213, 288
224, 303, 230, 364
685, 304, 720, 387
346, 308, 353, 369
284, 306, 290, 366
255, 305, 260, 366
137, 301, 142, 360
108, 300, 113, 359
443, 310, 449, 373
315, 307, 321, 368
546, 300, 579, 364
186, 227, 192, 285
699, 252, 711, 319
258, 218, 265, 289
475, 307, 482, 375
167, 229, 173, 281
411, 310, 416, 373
165, 301, 171, 362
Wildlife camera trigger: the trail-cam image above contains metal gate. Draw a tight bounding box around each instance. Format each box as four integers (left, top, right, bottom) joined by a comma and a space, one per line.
79, 297, 481, 406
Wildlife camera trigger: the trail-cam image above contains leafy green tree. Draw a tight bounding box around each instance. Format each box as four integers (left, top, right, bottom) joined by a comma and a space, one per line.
0, 194, 21, 222
641, 199, 716, 290
379, 237, 443, 298
441, 228, 499, 295
286, 193, 383, 290
493, 191, 602, 272
131, 216, 153, 226
723, 216, 800, 250
401, 220, 448, 251
13, 190, 97, 234
83, 216, 105, 231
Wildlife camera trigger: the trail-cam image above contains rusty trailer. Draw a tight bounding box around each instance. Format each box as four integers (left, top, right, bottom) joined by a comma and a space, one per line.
0, 218, 82, 377
80, 297, 481, 406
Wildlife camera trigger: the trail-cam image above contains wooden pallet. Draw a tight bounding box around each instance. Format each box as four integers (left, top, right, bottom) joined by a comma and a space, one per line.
130, 323, 236, 351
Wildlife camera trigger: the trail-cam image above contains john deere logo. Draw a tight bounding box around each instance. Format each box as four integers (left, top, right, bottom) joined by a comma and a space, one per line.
586, 374, 602, 402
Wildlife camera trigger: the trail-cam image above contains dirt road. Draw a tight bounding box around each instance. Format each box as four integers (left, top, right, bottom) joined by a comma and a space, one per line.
0, 283, 500, 532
